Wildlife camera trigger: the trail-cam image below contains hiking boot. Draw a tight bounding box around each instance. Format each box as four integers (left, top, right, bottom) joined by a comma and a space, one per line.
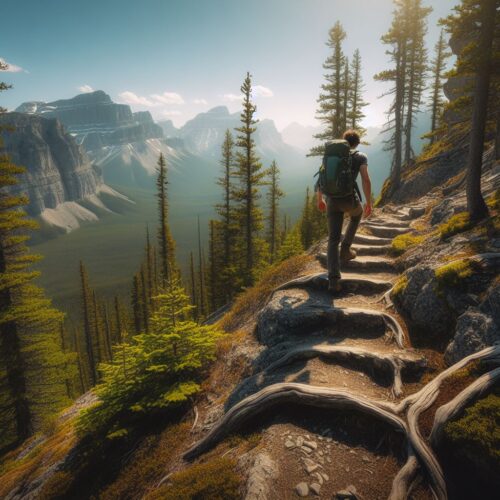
328, 278, 342, 293
340, 245, 357, 263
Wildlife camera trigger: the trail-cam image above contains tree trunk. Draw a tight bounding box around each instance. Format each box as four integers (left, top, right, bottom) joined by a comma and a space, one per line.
466, 0, 496, 221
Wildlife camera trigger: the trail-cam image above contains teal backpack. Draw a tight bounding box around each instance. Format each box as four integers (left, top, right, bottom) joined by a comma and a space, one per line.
316, 140, 357, 198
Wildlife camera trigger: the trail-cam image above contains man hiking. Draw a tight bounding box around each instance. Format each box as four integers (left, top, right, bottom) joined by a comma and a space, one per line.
316, 130, 372, 293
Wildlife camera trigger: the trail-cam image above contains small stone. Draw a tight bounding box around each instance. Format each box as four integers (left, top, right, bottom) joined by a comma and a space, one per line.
306, 463, 321, 474
304, 440, 318, 450
312, 471, 324, 484
327, 457, 332, 464
305, 434, 311, 439
303, 457, 316, 467
318, 456, 325, 465
321, 472, 329, 481
295, 482, 309, 497
318, 450, 324, 456
362, 455, 371, 463
301, 445, 313, 454
344, 466, 350, 472
296, 436, 304, 447
310, 482, 321, 495
326, 437, 332, 442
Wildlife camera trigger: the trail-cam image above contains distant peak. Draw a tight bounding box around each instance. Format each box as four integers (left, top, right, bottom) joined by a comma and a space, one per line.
206, 106, 229, 115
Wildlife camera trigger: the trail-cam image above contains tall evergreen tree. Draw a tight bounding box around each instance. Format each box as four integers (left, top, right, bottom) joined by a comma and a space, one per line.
428, 29, 451, 141
442, 0, 499, 221
131, 273, 143, 335
79, 261, 97, 386
311, 21, 347, 156
375, 0, 430, 190
266, 160, 284, 262
0, 72, 71, 449
233, 72, 268, 286
196, 216, 208, 318
347, 49, 368, 134
156, 153, 176, 287
300, 187, 314, 249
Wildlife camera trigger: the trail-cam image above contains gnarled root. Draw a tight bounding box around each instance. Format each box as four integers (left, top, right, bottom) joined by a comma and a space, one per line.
184, 383, 407, 461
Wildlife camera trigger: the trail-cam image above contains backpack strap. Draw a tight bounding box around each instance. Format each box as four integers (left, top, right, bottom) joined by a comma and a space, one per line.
350, 150, 362, 202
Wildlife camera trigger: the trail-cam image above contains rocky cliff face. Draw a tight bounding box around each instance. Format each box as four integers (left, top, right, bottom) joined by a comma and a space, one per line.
0, 112, 131, 233
16, 91, 163, 152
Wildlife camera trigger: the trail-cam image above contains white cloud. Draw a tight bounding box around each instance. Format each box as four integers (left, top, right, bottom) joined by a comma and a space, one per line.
77, 84, 94, 93
161, 110, 182, 117
118, 91, 155, 107
253, 85, 274, 97
223, 93, 244, 102
193, 98, 208, 105
150, 92, 184, 105
0, 58, 26, 73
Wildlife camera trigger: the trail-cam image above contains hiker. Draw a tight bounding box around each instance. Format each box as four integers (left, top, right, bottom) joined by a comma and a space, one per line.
316, 130, 372, 292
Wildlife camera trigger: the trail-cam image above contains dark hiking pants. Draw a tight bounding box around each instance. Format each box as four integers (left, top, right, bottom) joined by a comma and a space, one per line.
327, 194, 363, 280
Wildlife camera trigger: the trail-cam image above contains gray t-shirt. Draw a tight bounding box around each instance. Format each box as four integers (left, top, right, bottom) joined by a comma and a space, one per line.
351, 151, 368, 181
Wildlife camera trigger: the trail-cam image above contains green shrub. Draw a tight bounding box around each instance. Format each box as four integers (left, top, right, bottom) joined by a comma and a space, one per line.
391, 233, 425, 255
444, 393, 500, 480
438, 212, 473, 239
77, 278, 223, 440
435, 259, 473, 289
146, 457, 242, 500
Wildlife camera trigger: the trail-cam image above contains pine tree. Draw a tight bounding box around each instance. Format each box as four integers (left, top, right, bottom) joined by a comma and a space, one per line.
375, 0, 430, 191
0, 78, 71, 448
403, 1, 431, 167
266, 160, 284, 262
428, 29, 451, 141
189, 251, 198, 321
300, 187, 314, 249
347, 49, 368, 134
233, 72, 268, 286
197, 216, 208, 318
310, 21, 347, 156
114, 296, 124, 343
79, 261, 97, 386
156, 153, 176, 287
131, 273, 143, 334
442, 0, 499, 221
277, 226, 304, 262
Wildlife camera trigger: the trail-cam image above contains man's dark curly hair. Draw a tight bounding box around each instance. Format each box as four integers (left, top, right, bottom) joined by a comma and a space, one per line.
343, 129, 361, 147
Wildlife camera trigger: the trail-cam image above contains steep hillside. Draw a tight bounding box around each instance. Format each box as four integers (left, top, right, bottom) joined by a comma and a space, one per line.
1, 160, 498, 498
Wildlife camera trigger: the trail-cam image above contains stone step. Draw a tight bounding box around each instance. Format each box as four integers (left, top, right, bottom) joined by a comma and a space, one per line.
353, 244, 391, 256
363, 219, 411, 229
317, 253, 396, 274
364, 224, 411, 239
275, 272, 392, 295
353, 234, 393, 246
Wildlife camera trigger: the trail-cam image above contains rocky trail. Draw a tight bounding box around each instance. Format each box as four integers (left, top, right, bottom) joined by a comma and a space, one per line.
184, 204, 500, 500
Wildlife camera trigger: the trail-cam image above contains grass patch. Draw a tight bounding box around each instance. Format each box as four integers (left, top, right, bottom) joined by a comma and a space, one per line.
99, 423, 190, 500
434, 259, 474, 290
146, 457, 242, 500
487, 189, 500, 211
219, 254, 312, 332
391, 275, 408, 298
438, 212, 473, 239
444, 392, 500, 482
391, 233, 425, 256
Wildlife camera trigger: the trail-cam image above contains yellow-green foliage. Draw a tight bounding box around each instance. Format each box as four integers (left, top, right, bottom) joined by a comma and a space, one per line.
146, 457, 242, 500
219, 254, 312, 332
391, 233, 425, 255
418, 137, 452, 163
444, 393, 500, 478
391, 275, 408, 298
435, 259, 473, 289
487, 189, 500, 211
438, 212, 473, 239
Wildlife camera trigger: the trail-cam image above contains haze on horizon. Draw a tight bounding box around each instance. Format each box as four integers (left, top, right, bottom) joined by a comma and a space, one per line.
3, 0, 456, 131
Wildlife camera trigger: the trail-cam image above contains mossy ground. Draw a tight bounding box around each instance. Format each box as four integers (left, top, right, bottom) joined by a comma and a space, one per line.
391, 233, 426, 255
434, 259, 474, 290
438, 212, 473, 240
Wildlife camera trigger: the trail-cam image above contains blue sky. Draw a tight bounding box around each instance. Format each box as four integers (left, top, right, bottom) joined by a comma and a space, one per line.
2, 0, 457, 129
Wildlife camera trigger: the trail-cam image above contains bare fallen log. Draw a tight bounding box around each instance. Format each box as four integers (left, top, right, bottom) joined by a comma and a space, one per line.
183, 383, 407, 461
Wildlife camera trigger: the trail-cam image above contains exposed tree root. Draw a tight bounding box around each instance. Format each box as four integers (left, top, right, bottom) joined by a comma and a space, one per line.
388, 443, 419, 500
183, 383, 407, 461
274, 272, 392, 294
261, 344, 427, 397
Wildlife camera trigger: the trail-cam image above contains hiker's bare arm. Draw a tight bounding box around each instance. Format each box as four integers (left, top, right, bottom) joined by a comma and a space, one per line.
359, 164, 372, 217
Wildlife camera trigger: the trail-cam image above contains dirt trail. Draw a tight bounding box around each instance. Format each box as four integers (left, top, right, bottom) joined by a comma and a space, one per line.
184, 205, 500, 500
